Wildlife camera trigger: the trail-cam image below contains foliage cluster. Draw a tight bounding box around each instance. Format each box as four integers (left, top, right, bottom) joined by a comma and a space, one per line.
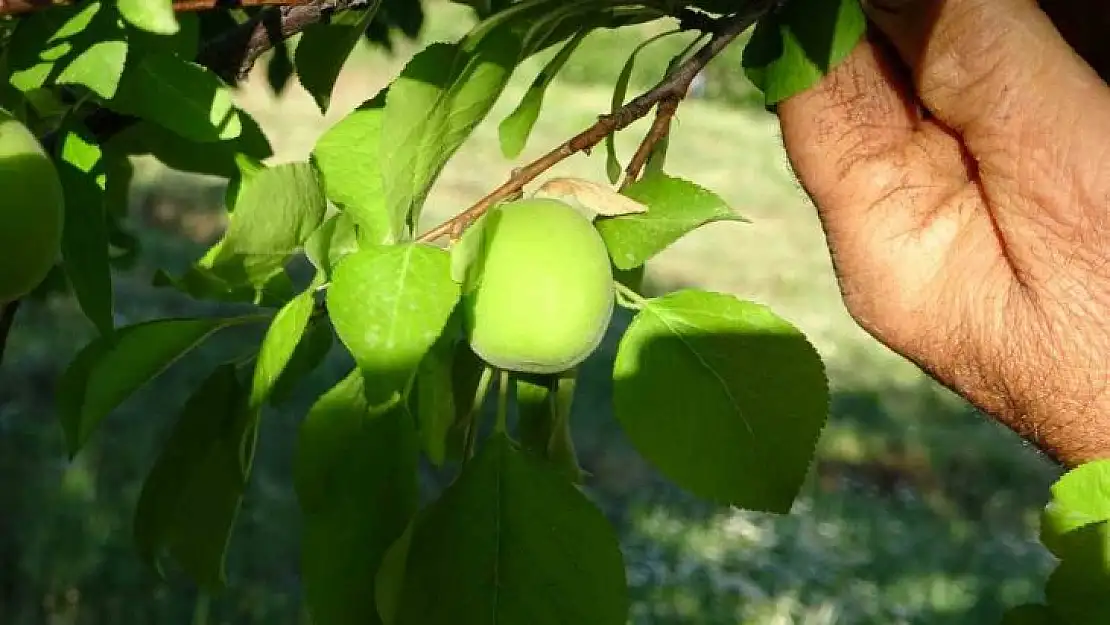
1, 0, 1108, 623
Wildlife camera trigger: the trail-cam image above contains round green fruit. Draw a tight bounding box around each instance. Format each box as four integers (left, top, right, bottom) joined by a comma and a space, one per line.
0, 108, 64, 304
463, 198, 615, 374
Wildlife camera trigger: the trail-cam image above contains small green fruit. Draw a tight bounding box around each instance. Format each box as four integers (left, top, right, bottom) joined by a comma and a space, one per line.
0, 108, 64, 303
463, 198, 614, 374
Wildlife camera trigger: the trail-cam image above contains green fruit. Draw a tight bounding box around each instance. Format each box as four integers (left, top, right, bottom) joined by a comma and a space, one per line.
0, 108, 64, 303
463, 198, 614, 374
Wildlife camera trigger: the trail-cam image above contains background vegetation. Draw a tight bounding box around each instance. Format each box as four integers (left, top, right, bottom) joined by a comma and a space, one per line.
0, 2, 1062, 623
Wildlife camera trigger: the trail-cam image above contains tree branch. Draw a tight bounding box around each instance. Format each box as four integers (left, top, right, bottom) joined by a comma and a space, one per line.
0, 0, 307, 16
197, 0, 377, 82
416, 0, 778, 244
619, 96, 679, 191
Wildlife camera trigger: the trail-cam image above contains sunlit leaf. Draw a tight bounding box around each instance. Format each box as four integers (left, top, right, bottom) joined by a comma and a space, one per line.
498, 29, 587, 158
250, 289, 318, 409
1042, 460, 1110, 558
595, 173, 746, 270
108, 50, 242, 142
117, 0, 180, 35
327, 243, 461, 405
312, 90, 396, 245
381, 29, 522, 235
742, 0, 866, 106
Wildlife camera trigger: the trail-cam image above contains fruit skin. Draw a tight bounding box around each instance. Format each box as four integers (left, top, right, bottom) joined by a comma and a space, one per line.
463, 198, 614, 374
0, 108, 64, 304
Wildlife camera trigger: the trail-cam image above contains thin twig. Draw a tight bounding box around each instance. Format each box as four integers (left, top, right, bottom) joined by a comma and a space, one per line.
198, 0, 376, 82
0, 300, 21, 371
0, 0, 305, 16
416, 1, 777, 244
619, 96, 679, 191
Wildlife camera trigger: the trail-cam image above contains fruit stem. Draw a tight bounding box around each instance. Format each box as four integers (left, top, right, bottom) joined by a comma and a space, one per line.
495, 369, 510, 435
464, 365, 496, 461
614, 281, 647, 309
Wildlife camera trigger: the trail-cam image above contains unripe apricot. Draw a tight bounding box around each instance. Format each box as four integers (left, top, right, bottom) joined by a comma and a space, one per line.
0, 108, 64, 303
463, 198, 614, 374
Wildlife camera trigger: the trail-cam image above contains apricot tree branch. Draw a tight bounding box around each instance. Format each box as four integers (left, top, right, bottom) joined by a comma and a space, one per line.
619, 96, 679, 191
416, 0, 778, 244
197, 0, 376, 82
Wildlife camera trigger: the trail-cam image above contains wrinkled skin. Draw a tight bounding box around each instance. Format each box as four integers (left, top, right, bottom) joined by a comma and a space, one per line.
776, 0, 1110, 467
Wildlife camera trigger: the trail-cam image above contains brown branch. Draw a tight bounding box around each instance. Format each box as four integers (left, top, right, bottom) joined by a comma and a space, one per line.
0, 0, 306, 16
417, 0, 778, 244
198, 0, 375, 82
619, 96, 679, 191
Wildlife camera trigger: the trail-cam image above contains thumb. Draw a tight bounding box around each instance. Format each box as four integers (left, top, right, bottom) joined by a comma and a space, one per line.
860, 0, 1110, 148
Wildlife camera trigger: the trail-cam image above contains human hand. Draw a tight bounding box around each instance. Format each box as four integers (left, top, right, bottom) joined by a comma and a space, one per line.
775, 0, 1110, 467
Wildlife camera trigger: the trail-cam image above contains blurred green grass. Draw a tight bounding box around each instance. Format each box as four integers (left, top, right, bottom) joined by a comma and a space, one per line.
0, 3, 1063, 624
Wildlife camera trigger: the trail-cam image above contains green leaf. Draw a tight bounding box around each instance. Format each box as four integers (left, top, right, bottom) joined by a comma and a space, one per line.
326, 243, 461, 405
498, 29, 587, 159
305, 211, 362, 281
606, 29, 679, 184
595, 173, 746, 271
999, 604, 1062, 625
105, 112, 272, 178
516, 371, 583, 483
199, 161, 328, 298
1042, 459, 1110, 558
412, 319, 461, 466
374, 520, 413, 625
266, 39, 295, 96
151, 264, 295, 309
393, 434, 628, 625
53, 122, 114, 337
250, 289, 317, 409
295, 1, 383, 113
381, 29, 523, 236
312, 90, 396, 245
268, 317, 335, 408
108, 50, 242, 142
56, 40, 128, 99
117, 0, 180, 35
448, 210, 492, 292
57, 316, 262, 455
612, 290, 828, 513
133, 364, 254, 590
296, 370, 420, 625
125, 11, 198, 58
7, 1, 128, 99
742, 0, 867, 106
1044, 520, 1110, 625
